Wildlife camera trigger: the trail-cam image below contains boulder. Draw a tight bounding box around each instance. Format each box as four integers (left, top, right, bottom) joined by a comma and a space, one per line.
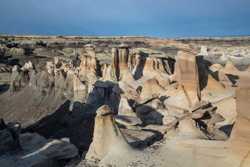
0, 129, 16, 155
0, 133, 78, 167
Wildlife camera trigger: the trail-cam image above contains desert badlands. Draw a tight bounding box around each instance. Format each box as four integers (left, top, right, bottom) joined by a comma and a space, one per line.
0, 36, 250, 167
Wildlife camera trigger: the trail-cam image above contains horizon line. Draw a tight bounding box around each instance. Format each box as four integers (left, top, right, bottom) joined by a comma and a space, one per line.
1, 33, 250, 41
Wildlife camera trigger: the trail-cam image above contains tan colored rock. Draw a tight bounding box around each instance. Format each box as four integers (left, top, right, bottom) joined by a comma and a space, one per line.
198, 46, 209, 56
245, 65, 250, 72
226, 74, 250, 166
235, 74, 250, 120
218, 71, 234, 87
118, 95, 136, 117
173, 50, 201, 107
111, 45, 134, 81
138, 56, 171, 88
118, 81, 140, 100
111, 47, 119, 80
21, 61, 33, 71
203, 74, 225, 92
177, 118, 208, 139
101, 64, 112, 81
73, 73, 88, 103
78, 53, 98, 93
86, 105, 133, 161
65, 70, 87, 105
140, 78, 166, 101
209, 63, 223, 73
143, 57, 166, 77
209, 63, 233, 87
85, 44, 96, 57
222, 60, 240, 75
79, 55, 97, 79
46, 61, 54, 75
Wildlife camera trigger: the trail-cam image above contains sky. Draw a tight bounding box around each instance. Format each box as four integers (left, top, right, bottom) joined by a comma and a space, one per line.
0, 0, 250, 38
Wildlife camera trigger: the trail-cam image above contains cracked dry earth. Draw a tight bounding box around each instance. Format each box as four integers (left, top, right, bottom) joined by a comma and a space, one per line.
0, 36, 250, 167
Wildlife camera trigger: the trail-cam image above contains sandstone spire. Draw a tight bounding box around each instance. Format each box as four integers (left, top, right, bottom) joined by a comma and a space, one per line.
86, 105, 132, 161
111, 44, 133, 81
174, 50, 201, 106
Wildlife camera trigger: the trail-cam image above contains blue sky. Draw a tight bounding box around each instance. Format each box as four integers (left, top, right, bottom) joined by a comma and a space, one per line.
0, 0, 250, 38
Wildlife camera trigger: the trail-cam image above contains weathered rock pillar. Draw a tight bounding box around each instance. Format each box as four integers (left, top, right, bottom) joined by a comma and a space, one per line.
231, 74, 250, 141
174, 50, 201, 107
86, 105, 131, 161
111, 44, 131, 81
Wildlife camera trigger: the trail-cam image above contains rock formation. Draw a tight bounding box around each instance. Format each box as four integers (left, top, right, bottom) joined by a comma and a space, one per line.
86, 105, 136, 165
139, 78, 166, 101
143, 57, 166, 77
118, 95, 137, 117
198, 45, 209, 56
1, 36, 250, 167
10, 65, 21, 93
174, 50, 201, 105
131, 51, 146, 80
111, 44, 134, 81
101, 63, 112, 81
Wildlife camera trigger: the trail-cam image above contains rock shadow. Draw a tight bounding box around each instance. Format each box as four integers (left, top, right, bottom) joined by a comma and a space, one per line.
133, 52, 148, 80
135, 103, 164, 126
0, 84, 9, 94
23, 100, 96, 155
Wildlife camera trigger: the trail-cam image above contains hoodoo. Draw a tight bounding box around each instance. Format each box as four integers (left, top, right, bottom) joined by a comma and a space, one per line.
0, 36, 250, 167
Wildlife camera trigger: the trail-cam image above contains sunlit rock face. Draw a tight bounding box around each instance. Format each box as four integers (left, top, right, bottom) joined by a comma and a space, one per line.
101, 63, 113, 81
86, 105, 130, 160
143, 57, 166, 77
78, 45, 99, 94
111, 45, 133, 81
173, 50, 201, 107
1, 36, 250, 167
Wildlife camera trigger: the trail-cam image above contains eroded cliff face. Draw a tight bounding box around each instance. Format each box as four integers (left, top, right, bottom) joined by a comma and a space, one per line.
0, 36, 250, 167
